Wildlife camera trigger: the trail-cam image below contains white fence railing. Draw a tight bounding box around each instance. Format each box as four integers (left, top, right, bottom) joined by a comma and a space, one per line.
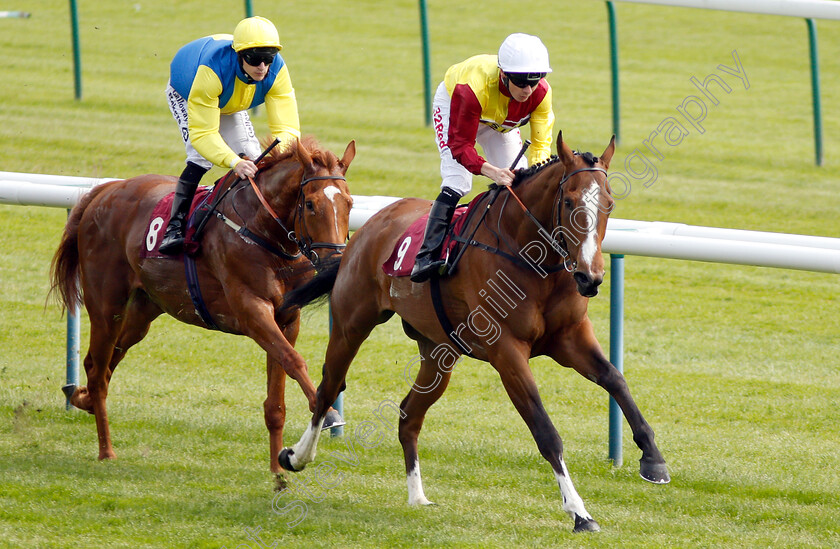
3, 171, 838, 273
605, 0, 840, 19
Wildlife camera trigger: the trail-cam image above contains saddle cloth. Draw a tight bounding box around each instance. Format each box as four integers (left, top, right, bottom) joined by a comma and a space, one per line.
382, 197, 482, 277
140, 186, 214, 259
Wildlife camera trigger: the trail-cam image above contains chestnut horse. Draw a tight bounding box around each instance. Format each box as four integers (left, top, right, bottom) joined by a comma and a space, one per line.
50, 136, 355, 474
278, 133, 669, 532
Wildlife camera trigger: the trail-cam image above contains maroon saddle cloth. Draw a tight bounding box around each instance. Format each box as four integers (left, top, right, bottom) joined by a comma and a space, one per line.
382, 195, 484, 277
140, 186, 217, 259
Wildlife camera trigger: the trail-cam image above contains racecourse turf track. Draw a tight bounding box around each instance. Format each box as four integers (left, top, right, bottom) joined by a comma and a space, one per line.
1, 1, 838, 547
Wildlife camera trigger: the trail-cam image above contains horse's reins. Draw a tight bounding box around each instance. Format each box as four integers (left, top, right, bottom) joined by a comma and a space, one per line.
193, 137, 347, 265
446, 140, 532, 272
192, 138, 283, 239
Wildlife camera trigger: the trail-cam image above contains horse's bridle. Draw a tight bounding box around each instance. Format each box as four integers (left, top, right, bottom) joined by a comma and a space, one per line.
296, 175, 349, 263
248, 173, 348, 265
549, 166, 609, 271
490, 164, 608, 273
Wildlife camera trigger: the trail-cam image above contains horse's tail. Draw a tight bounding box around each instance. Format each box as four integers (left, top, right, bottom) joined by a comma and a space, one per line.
48, 185, 105, 312
281, 257, 341, 312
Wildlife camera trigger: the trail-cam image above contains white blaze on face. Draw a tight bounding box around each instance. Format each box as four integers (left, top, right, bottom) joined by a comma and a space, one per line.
579, 181, 600, 267
323, 186, 342, 235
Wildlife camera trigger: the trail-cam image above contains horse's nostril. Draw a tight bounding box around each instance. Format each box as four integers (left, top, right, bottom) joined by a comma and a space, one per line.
573, 272, 592, 287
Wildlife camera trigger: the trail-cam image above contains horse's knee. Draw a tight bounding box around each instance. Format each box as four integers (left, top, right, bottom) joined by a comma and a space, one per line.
595, 365, 627, 393
69, 386, 95, 413
264, 400, 286, 432
397, 420, 416, 447
283, 356, 309, 379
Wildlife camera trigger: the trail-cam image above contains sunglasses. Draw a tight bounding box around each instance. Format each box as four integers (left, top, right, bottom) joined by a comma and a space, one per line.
241, 48, 278, 67
506, 72, 546, 89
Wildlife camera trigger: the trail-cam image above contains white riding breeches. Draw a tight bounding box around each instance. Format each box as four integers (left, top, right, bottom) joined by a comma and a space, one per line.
432, 81, 526, 196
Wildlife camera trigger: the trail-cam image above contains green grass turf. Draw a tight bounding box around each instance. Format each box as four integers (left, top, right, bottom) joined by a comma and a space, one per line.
1, 1, 839, 547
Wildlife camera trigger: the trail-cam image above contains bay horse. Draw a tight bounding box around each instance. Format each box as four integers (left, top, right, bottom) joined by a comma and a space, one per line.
49, 136, 355, 475
277, 133, 669, 532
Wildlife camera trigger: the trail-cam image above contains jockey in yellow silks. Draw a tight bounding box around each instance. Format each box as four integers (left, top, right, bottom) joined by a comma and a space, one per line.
411, 33, 556, 282
159, 16, 301, 255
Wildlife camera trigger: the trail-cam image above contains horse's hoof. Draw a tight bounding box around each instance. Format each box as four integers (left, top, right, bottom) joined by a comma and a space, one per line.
61, 383, 77, 399
573, 515, 601, 533
639, 459, 670, 484
321, 408, 346, 431
278, 448, 298, 472
274, 473, 288, 492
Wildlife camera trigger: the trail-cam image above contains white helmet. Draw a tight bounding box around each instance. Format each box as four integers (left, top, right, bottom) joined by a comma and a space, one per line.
497, 33, 552, 74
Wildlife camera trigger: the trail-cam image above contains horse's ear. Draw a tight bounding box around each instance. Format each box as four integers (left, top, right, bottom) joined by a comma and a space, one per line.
296, 137, 316, 173
557, 130, 575, 165
600, 135, 616, 169
339, 140, 356, 173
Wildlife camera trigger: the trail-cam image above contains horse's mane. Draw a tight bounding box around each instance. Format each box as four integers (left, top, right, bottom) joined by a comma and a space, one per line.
258, 135, 340, 172
512, 150, 600, 187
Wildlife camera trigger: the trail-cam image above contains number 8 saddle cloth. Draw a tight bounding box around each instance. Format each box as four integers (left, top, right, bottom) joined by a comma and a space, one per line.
140, 186, 215, 259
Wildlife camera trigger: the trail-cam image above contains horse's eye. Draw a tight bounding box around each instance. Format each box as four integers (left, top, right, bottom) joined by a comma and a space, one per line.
563, 198, 573, 210
305, 200, 314, 211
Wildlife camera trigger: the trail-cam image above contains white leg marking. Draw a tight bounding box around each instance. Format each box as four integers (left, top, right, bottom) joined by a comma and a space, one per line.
555, 458, 593, 521
579, 181, 600, 268
289, 417, 326, 469
323, 185, 341, 235
406, 459, 434, 505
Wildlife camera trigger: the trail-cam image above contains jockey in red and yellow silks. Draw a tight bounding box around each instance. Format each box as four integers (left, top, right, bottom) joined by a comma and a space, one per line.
441, 54, 554, 178
411, 33, 556, 283
159, 16, 301, 256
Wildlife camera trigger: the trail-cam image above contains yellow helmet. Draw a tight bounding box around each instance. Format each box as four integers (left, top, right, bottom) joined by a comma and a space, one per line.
232, 16, 282, 52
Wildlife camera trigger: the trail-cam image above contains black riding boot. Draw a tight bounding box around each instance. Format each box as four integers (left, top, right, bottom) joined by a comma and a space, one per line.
410, 187, 461, 283
158, 163, 206, 255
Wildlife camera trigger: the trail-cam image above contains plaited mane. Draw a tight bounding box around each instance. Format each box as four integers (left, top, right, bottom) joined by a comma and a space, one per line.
512, 155, 562, 187
511, 150, 599, 187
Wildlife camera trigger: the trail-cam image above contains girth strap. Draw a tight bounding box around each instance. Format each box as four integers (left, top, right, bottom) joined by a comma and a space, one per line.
183, 253, 220, 331
429, 276, 474, 358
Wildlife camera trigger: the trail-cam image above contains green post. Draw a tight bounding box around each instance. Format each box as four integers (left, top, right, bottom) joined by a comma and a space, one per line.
806, 18, 823, 167
69, 0, 82, 100
245, 1, 257, 115
607, 1, 620, 144
419, 0, 432, 126
64, 211, 80, 410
